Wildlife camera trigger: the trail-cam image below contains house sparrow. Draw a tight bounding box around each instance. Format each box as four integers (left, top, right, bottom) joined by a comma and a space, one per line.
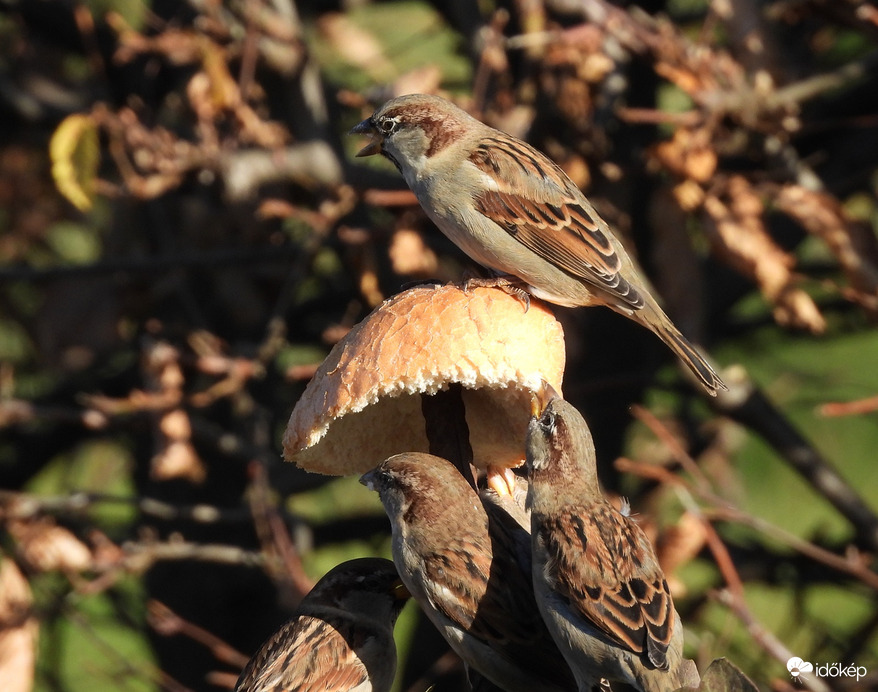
360, 452, 576, 692
525, 393, 700, 692
351, 94, 725, 396
234, 557, 408, 692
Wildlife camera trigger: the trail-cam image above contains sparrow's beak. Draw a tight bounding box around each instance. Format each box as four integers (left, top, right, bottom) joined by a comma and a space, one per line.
350, 118, 383, 157
359, 469, 376, 489
531, 380, 560, 418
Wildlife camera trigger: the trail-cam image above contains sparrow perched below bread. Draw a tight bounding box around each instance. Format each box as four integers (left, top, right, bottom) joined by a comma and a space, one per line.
360, 452, 576, 692
525, 393, 700, 692
234, 558, 408, 692
351, 93, 725, 396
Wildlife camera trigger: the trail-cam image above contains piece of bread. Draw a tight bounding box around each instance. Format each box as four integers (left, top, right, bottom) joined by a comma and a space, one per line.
283, 283, 566, 476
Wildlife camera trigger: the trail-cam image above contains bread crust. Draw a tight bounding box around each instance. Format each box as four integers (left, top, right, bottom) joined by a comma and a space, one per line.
283, 283, 565, 475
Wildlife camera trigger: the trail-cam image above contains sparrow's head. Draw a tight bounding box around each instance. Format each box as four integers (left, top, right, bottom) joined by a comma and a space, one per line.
360, 452, 483, 529
526, 390, 599, 493
350, 94, 476, 174
305, 557, 409, 621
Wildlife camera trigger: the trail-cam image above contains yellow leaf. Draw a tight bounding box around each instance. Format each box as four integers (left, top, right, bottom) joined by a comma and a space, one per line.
49, 113, 100, 212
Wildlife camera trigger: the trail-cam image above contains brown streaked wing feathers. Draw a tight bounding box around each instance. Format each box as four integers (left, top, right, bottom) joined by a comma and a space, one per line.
422, 541, 540, 646
540, 506, 673, 668
470, 137, 644, 310
237, 614, 371, 692
421, 536, 573, 685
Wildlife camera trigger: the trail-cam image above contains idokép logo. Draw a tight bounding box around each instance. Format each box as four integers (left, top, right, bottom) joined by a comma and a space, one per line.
787, 656, 867, 682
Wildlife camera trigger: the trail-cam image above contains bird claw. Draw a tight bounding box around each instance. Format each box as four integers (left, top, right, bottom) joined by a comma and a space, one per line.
462, 276, 531, 312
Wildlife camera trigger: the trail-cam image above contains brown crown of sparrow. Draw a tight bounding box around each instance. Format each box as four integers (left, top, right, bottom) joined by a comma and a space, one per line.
234, 557, 408, 692
361, 452, 576, 692
526, 391, 700, 692
351, 93, 725, 396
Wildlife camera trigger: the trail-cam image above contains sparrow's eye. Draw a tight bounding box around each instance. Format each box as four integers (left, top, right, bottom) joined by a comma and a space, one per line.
539, 408, 556, 434
377, 117, 399, 135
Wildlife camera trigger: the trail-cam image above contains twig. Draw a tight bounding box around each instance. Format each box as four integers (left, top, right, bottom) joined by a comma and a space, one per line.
615, 458, 878, 592
61, 602, 196, 692
703, 505, 878, 592
617, 455, 747, 596
362, 188, 419, 207
818, 395, 878, 418
0, 489, 252, 525
148, 599, 250, 668
121, 540, 264, 571
766, 50, 878, 110
0, 399, 109, 430
676, 488, 746, 598
629, 404, 713, 492
712, 589, 831, 692
712, 367, 878, 551
247, 459, 314, 603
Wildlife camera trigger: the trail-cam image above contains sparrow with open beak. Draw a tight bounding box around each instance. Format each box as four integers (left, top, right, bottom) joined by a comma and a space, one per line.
351, 94, 725, 396
234, 558, 408, 692
525, 388, 700, 692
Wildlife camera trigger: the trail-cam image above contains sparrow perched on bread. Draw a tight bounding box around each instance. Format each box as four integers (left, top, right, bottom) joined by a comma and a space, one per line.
234, 558, 408, 692
361, 452, 576, 692
351, 93, 725, 396
525, 393, 700, 692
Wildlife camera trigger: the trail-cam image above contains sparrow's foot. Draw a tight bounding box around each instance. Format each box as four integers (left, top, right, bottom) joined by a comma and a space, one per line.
462, 276, 531, 312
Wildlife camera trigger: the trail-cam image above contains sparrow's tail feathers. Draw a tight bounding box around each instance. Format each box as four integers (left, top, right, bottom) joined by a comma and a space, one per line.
656, 324, 727, 397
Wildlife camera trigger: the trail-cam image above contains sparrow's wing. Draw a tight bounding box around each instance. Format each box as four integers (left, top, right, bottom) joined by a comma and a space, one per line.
538, 504, 674, 669
469, 135, 644, 310
421, 532, 575, 687
236, 613, 374, 692
421, 539, 541, 646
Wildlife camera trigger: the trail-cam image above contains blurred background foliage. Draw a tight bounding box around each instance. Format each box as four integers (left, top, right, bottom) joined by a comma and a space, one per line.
1, 0, 877, 690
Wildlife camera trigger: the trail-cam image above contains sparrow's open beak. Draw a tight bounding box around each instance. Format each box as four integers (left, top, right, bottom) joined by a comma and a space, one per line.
350, 118, 383, 157
531, 380, 560, 418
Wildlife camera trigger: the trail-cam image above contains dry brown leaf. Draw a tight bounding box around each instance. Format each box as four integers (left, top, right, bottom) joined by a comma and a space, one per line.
671, 179, 705, 212
143, 341, 184, 393
198, 39, 239, 112
657, 511, 708, 597
0, 558, 37, 692
703, 176, 825, 332
158, 409, 192, 441
10, 518, 93, 573
775, 185, 878, 318
317, 13, 395, 82
358, 247, 384, 308
540, 43, 596, 127
654, 61, 707, 96
390, 65, 442, 99
139, 341, 207, 483
152, 440, 207, 484
579, 52, 615, 84
388, 227, 439, 277
654, 128, 717, 183
561, 154, 591, 191
109, 15, 202, 65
